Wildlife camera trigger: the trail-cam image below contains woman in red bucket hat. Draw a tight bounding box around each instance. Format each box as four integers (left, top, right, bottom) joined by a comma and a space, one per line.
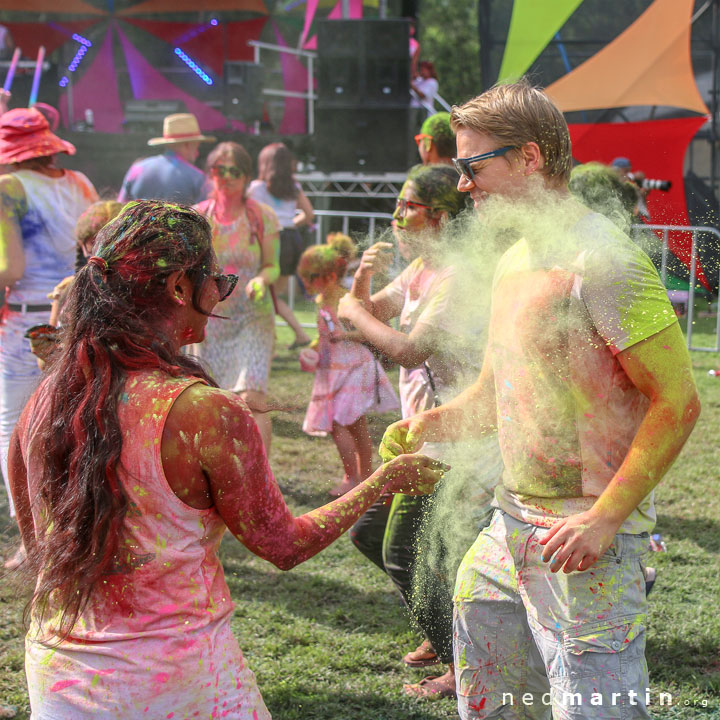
0, 107, 97, 569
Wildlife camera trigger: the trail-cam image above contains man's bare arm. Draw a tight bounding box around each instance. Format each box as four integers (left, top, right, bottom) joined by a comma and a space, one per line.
541, 323, 700, 572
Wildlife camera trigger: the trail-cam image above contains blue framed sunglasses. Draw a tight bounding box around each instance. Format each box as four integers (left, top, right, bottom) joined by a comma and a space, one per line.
452, 146, 517, 181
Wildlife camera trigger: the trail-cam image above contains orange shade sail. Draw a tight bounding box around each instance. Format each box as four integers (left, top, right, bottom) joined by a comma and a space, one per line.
546, 0, 708, 114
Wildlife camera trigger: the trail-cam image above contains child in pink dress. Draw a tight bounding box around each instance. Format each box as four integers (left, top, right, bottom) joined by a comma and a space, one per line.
298, 234, 398, 496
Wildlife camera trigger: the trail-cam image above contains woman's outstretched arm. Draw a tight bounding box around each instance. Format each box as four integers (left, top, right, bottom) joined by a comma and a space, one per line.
162, 384, 445, 570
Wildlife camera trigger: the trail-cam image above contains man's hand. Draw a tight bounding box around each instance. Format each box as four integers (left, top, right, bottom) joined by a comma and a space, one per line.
539, 509, 622, 573
379, 416, 426, 462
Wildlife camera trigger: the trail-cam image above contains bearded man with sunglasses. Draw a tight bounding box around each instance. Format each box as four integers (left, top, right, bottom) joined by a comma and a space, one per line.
118, 113, 215, 206
379, 80, 700, 719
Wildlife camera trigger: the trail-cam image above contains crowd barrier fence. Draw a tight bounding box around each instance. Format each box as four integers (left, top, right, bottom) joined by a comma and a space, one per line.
280, 217, 720, 351
631, 224, 720, 352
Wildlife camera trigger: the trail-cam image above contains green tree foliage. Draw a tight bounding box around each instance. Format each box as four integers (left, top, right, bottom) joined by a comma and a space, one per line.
417, 0, 483, 106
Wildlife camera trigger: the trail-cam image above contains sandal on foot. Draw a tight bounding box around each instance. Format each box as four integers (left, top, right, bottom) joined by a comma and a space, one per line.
403, 671, 456, 700
403, 639, 440, 668
287, 338, 311, 351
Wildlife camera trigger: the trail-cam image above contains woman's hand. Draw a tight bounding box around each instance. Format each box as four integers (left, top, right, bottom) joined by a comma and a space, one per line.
379, 416, 427, 462
337, 292, 365, 323
357, 241, 394, 278
245, 276, 267, 302
0, 89, 10, 115
379, 453, 449, 495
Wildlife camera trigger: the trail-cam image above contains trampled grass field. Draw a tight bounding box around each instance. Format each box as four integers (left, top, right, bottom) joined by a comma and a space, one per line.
0, 309, 718, 719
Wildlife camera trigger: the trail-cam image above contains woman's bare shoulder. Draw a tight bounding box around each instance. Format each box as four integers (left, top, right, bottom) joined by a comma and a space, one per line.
166, 382, 255, 437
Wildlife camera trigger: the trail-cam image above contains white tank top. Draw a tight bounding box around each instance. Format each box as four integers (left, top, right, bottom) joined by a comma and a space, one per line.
8, 169, 97, 304
247, 179, 299, 228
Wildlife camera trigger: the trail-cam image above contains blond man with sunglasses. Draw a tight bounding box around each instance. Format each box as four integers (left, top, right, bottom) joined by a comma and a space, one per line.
380, 80, 700, 719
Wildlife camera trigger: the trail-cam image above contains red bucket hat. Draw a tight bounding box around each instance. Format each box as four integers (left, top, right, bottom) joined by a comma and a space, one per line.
0, 107, 75, 165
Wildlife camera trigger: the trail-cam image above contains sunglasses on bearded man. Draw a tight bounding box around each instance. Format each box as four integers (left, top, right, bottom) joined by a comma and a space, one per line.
452, 146, 516, 181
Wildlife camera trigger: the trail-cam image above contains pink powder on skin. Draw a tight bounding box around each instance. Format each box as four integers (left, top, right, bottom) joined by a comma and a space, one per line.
50, 679, 81, 692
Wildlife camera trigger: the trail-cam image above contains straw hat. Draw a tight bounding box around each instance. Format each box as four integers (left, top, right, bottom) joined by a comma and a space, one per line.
0, 107, 75, 164
148, 113, 216, 146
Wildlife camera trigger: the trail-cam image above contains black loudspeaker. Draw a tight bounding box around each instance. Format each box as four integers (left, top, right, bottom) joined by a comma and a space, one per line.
317, 19, 410, 107
315, 20, 411, 171
223, 61, 264, 123
123, 99, 187, 133
314, 107, 410, 172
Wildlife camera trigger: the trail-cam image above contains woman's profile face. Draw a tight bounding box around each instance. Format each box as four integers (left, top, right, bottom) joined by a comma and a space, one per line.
392, 180, 441, 240
183, 252, 222, 345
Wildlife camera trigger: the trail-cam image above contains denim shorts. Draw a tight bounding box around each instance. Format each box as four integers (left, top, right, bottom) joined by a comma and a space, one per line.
453, 509, 650, 719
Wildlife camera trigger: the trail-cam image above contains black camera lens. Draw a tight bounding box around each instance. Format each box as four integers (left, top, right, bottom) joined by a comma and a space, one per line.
641, 178, 672, 192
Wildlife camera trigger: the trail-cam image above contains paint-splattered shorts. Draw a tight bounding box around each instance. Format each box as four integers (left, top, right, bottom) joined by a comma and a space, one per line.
453, 510, 650, 719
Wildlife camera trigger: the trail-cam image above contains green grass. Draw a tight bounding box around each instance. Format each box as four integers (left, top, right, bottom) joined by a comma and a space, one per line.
0, 309, 719, 719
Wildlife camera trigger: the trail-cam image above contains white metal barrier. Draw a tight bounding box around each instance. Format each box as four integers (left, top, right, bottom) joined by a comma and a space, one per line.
631, 224, 720, 352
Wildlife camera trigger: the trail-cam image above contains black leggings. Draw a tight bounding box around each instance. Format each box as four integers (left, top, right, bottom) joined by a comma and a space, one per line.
349, 492, 455, 664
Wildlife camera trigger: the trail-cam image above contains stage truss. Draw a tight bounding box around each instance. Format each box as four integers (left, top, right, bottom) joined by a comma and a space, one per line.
296, 172, 407, 199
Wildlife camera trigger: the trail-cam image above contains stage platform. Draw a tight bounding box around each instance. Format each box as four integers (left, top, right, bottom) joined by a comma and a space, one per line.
58, 130, 316, 197
57, 131, 406, 210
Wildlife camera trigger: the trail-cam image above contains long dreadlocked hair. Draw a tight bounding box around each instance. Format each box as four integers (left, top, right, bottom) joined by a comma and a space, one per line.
25, 200, 218, 641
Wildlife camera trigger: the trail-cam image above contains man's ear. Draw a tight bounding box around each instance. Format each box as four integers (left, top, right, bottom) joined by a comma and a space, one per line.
518, 142, 544, 176
165, 270, 187, 307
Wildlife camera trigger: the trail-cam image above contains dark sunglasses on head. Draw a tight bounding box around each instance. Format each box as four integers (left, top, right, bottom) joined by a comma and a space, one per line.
211, 165, 243, 179
395, 197, 435, 214
452, 146, 517, 181
212, 273, 239, 301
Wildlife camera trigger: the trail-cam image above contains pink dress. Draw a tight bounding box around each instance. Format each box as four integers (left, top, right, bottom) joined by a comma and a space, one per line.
19, 370, 270, 720
303, 304, 398, 436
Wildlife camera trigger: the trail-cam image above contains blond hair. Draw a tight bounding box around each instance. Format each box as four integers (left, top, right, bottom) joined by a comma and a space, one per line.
450, 79, 572, 183
298, 232, 356, 281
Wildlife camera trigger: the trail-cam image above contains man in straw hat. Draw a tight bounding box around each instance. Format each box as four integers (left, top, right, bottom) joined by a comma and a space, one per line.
0, 108, 97, 557
118, 113, 215, 206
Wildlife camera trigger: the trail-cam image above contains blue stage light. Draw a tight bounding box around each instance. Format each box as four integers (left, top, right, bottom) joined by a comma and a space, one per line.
175, 20, 218, 44
66, 33, 93, 74
173, 47, 213, 85
72, 33, 92, 47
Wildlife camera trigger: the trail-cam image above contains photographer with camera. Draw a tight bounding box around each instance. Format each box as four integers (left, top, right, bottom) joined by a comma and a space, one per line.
611, 156, 672, 219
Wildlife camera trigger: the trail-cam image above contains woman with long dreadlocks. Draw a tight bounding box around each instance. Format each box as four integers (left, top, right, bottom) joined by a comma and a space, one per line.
7, 200, 446, 719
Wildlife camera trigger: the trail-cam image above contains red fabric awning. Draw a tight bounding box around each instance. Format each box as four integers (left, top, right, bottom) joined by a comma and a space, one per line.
569, 115, 709, 287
